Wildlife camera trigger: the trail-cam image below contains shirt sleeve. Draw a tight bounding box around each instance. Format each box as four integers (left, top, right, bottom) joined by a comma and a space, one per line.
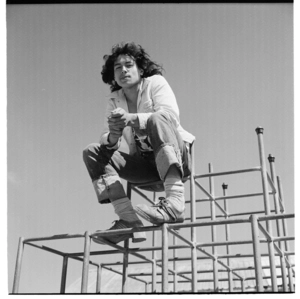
137, 75, 180, 130
99, 98, 122, 149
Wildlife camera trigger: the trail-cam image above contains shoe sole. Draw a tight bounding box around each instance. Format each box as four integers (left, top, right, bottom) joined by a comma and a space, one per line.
135, 206, 185, 226
92, 232, 146, 245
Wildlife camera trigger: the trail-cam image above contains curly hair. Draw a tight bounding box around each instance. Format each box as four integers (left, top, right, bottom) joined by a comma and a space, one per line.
101, 42, 164, 92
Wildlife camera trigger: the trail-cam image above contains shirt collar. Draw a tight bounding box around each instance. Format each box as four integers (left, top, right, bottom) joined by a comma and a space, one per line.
106, 77, 150, 99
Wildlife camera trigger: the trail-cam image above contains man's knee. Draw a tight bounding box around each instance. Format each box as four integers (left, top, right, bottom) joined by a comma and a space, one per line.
82, 143, 100, 162
147, 111, 169, 127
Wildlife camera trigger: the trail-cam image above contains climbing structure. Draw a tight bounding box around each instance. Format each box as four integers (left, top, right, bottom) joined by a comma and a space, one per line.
12, 127, 295, 293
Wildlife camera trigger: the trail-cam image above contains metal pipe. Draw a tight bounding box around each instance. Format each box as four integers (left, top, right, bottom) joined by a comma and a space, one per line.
169, 228, 193, 247
102, 265, 147, 284
122, 239, 129, 293
12, 237, 24, 294
96, 264, 102, 293
257, 213, 294, 222
24, 233, 85, 243
60, 256, 68, 294
187, 209, 274, 221
241, 279, 245, 292
186, 191, 275, 204
81, 231, 91, 293
162, 223, 169, 293
194, 166, 261, 179
194, 180, 228, 217
222, 183, 233, 292
250, 214, 264, 292
173, 234, 178, 293
255, 127, 277, 291
25, 242, 66, 256
277, 176, 295, 292
209, 163, 219, 292
268, 155, 288, 292
152, 259, 157, 293
189, 142, 198, 292
151, 193, 157, 293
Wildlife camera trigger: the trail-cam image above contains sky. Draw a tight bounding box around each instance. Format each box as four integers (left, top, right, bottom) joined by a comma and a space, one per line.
4, 3, 296, 294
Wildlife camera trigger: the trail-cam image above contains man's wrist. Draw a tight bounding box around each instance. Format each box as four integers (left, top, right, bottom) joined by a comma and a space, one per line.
108, 133, 120, 146
128, 113, 139, 127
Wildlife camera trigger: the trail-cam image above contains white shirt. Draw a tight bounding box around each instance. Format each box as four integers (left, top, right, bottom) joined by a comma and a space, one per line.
100, 75, 195, 155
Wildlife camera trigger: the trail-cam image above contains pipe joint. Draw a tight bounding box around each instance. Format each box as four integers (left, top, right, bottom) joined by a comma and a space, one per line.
255, 127, 264, 134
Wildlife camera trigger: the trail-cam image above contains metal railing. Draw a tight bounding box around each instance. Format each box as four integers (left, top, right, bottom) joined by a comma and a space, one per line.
12, 127, 295, 293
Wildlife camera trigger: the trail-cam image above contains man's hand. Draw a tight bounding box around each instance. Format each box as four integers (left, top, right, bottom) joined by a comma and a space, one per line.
108, 108, 132, 129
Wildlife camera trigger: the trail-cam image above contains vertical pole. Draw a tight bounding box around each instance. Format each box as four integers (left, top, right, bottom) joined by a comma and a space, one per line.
268, 155, 288, 292
96, 264, 102, 293
12, 237, 24, 294
241, 279, 245, 293
152, 260, 157, 293
152, 192, 157, 293
125, 182, 131, 293
277, 176, 294, 292
81, 231, 91, 293
222, 183, 233, 292
250, 214, 264, 292
162, 223, 169, 293
173, 234, 178, 293
122, 239, 129, 293
209, 163, 218, 292
255, 127, 278, 292
189, 142, 198, 292
60, 256, 68, 294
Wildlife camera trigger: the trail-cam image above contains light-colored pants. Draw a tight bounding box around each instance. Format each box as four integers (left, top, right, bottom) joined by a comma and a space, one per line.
83, 112, 191, 204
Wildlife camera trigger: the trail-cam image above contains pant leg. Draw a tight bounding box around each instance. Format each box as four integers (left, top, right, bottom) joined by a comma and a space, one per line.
83, 143, 160, 204
146, 111, 191, 180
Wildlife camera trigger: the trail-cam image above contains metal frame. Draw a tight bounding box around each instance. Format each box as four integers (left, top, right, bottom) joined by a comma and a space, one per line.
12, 127, 295, 293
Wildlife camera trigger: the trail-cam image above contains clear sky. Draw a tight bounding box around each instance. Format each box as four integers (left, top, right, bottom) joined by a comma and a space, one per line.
5, 3, 295, 293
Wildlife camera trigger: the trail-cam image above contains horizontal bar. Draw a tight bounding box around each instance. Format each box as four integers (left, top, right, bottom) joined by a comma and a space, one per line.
257, 213, 294, 222
24, 233, 86, 243
67, 255, 100, 267
194, 166, 261, 179
186, 191, 274, 204
26, 242, 99, 267
102, 265, 147, 284
25, 242, 66, 256
185, 209, 276, 221
22, 214, 293, 245
169, 217, 250, 230
196, 239, 253, 248
68, 249, 122, 257
67, 244, 190, 258
273, 236, 295, 242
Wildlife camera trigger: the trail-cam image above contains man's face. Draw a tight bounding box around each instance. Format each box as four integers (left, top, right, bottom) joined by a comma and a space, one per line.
114, 55, 142, 89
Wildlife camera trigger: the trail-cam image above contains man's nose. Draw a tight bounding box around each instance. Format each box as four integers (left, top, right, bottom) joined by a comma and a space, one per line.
121, 66, 128, 73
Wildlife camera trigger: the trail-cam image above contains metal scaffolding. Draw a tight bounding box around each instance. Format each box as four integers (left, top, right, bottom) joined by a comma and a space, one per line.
12, 127, 295, 293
